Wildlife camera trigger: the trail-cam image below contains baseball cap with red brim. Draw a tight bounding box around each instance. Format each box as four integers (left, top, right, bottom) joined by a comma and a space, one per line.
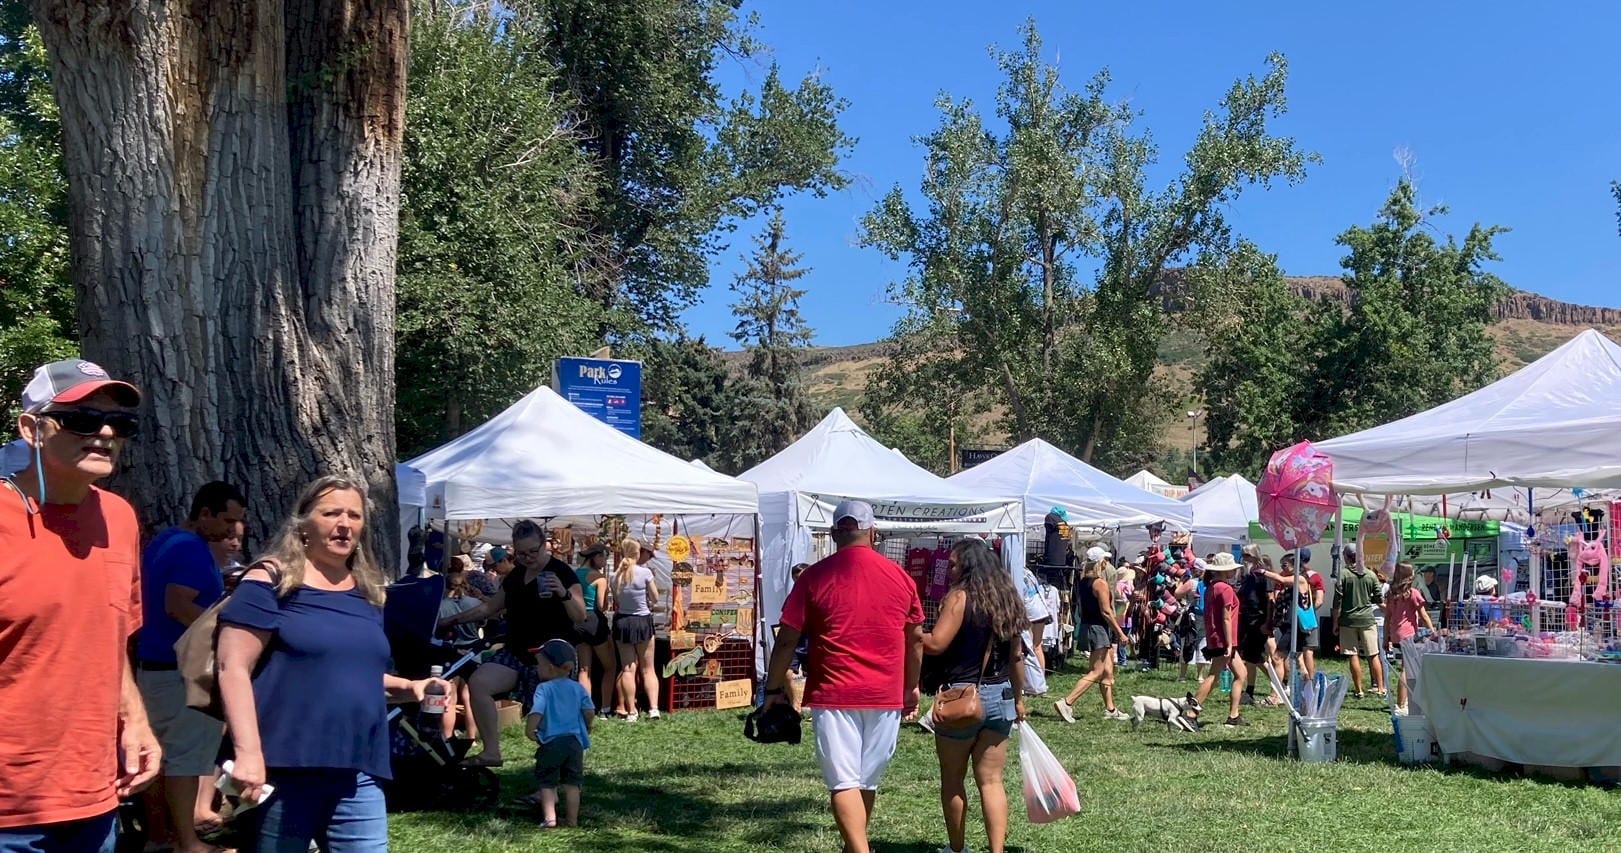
20, 359, 141, 413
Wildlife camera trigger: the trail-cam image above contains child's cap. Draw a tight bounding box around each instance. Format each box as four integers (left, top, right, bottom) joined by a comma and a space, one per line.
530, 638, 577, 670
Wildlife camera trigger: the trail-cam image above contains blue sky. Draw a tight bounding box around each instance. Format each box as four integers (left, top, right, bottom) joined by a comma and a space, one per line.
679, 0, 1621, 348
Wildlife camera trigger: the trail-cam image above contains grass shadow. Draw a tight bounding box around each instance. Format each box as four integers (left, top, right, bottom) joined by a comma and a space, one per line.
399, 759, 824, 851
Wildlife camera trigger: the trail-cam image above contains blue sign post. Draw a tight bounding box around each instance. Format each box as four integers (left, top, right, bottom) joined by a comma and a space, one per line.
553, 357, 643, 438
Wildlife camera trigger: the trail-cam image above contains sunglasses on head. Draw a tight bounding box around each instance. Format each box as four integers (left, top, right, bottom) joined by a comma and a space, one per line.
39, 407, 140, 438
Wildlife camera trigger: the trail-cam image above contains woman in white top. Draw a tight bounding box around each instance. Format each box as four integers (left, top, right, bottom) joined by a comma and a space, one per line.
609, 539, 660, 721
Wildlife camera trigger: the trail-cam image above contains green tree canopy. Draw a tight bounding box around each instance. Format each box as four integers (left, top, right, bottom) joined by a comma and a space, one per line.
861, 21, 1312, 472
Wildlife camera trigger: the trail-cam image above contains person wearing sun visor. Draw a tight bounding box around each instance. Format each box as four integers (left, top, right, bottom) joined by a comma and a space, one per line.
0, 359, 160, 850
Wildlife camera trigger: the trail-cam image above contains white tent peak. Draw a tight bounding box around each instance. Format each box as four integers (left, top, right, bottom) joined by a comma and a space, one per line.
1127, 469, 1172, 489
740, 407, 989, 503
1318, 328, 1621, 493
404, 385, 757, 519
948, 438, 1192, 528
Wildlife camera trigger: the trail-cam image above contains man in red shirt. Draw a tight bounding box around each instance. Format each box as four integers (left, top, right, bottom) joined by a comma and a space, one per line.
763, 500, 923, 853
1189, 552, 1247, 728
0, 360, 159, 852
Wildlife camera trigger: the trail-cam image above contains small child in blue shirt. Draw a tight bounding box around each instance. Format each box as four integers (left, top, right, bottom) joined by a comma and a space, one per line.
526, 639, 595, 827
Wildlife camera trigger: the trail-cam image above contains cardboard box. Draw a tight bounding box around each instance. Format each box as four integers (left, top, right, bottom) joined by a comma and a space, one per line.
496, 699, 522, 730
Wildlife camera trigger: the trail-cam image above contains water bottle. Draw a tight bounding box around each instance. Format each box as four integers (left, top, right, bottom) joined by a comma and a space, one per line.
1220, 669, 1233, 692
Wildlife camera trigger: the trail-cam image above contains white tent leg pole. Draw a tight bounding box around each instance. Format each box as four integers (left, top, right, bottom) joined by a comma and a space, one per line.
1289, 547, 1301, 759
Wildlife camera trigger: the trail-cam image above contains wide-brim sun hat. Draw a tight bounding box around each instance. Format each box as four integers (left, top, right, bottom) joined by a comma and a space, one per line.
1205, 553, 1241, 573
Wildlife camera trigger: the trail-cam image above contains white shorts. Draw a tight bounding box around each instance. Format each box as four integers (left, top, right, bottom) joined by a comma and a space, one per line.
811, 709, 901, 791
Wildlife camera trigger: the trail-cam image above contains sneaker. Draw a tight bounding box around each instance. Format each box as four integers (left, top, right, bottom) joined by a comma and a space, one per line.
648, 709, 661, 720
1224, 715, 1249, 728
1053, 699, 1077, 724
1239, 693, 1255, 706
624, 712, 640, 723
918, 711, 936, 734
936, 847, 972, 853
1103, 708, 1129, 721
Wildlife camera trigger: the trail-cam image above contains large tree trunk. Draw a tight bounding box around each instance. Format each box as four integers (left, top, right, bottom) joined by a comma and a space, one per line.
30, 0, 405, 568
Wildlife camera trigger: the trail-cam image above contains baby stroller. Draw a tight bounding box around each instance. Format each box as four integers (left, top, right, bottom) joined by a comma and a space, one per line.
380, 573, 500, 812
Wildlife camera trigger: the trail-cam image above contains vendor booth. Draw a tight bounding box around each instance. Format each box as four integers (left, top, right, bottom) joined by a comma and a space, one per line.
1310, 328, 1621, 775
400, 385, 761, 713
740, 409, 1023, 671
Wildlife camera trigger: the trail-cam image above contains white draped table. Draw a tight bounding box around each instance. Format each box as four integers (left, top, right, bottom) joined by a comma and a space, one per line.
1418, 654, 1621, 770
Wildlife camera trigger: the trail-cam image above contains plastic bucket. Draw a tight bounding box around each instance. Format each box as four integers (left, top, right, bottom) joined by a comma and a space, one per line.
1394, 714, 1436, 764
1299, 717, 1337, 763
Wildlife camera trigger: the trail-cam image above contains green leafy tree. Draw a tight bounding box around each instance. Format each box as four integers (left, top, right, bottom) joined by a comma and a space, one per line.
720, 210, 816, 470
639, 335, 735, 466
861, 20, 1312, 471
522, 0, 855, 335
1311, 179, 1506, 437
0, 6, 71, 410
1198, 181, 1506, 470
395, 2, 605, 455
1194, 243, 1329, 475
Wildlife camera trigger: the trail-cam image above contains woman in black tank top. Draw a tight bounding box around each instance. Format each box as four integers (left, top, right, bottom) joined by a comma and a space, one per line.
919, 539, 1027, 853
1055, 556, 1131, 725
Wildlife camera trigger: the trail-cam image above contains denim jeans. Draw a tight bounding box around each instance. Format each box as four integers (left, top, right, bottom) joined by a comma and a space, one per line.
245, 770, 387, 853
0, 811, 116, 853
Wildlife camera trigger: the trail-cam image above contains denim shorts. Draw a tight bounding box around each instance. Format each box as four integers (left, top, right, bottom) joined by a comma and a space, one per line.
934, 681, 1016, 741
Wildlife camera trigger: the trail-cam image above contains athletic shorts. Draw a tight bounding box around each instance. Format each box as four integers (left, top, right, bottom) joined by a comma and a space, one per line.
533, 735, 584, 788
811, 708, 901, 791
1238, 630, 1270, 665
1083, 624, 1113, 652
1340, 625, 1379, 657
1275, 627, 1319, 654
137, 668, 224, 777
1180, 634, 1207, 665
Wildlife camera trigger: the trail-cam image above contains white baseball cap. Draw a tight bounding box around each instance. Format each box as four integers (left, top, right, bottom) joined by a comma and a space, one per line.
1085, 545, 1109, 563
831, 500, 875, 530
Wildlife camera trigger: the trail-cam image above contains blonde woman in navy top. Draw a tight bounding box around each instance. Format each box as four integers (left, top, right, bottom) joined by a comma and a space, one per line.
217, 476, 447, 852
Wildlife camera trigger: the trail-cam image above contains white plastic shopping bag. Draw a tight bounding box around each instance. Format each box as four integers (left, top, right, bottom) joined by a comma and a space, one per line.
1018, 722, 1080, 823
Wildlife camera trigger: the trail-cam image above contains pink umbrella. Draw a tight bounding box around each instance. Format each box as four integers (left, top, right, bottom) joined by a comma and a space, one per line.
1257, 441, 1337, 550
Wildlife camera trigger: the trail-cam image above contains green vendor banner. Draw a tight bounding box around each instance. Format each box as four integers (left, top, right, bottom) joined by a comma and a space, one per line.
1247, 505, 1498, 545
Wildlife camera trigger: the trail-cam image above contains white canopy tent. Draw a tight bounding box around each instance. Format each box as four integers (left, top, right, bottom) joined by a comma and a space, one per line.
403, 385, 758, 520
1318, 329, 1621, 495
948, 439, 1193, 531
1114, 474, 1258, 558
740, 408, 1023, 667
1182, 474, 1259, 546
1127, 469, 1188, 498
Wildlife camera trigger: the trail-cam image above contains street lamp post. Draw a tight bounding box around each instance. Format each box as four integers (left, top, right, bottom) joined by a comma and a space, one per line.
1187, 409, 1205, 484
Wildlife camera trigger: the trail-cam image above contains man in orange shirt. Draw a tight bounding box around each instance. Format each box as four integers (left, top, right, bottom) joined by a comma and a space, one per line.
0, 360, 158, 852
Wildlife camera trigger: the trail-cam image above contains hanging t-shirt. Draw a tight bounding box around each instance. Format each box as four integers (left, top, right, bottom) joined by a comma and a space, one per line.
1042, 512, 1068, 567
928, 546, 952, 600
905, 548, 932, 599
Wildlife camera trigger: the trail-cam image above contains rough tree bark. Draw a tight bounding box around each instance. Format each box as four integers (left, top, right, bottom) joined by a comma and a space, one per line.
29, 0, 406, 568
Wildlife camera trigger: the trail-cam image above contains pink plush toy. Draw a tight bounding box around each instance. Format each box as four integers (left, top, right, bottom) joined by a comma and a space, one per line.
1567, 531, 1613, 608
1356, 495, 1401, 575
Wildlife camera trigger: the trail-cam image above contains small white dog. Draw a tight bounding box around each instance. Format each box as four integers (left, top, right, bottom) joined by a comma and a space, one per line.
1129, 693, 1201, 732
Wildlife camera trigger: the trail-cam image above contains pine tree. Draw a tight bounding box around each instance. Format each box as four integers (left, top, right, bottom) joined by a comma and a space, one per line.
723, 211, 817, 470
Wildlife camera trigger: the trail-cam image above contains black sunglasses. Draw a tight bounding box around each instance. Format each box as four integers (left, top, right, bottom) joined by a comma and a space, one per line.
39, 408, 140, 438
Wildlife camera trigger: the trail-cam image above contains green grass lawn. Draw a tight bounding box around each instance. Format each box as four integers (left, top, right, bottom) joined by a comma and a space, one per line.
391, 661, 1619, 853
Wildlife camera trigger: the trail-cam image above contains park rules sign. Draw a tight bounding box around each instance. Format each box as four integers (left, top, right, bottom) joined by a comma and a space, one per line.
554, 356, 644, 438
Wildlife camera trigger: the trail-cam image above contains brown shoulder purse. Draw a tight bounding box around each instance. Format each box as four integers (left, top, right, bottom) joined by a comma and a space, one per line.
175, 559, 283, 719
930, 641, 994, 731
